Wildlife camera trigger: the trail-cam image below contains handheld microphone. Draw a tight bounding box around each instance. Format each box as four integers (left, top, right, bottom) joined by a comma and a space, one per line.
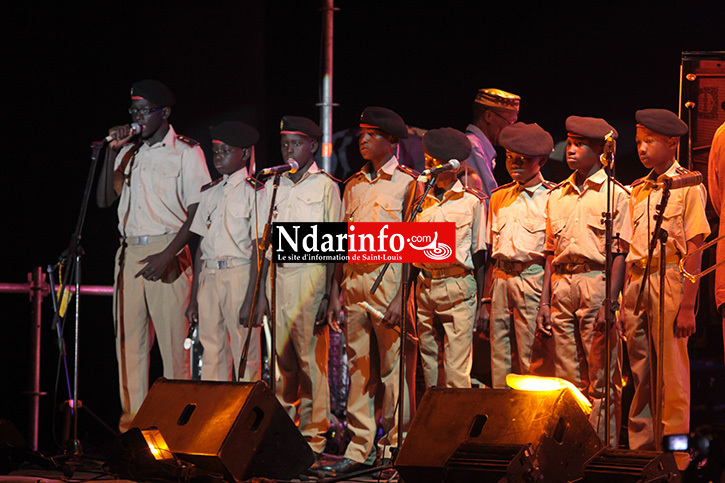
656, 171, 703, 190
183, 321, 197, 350
600, 131, 615, 165
259, 159, 299, 176
421, 159, 461, 177
103, 123, 142, 144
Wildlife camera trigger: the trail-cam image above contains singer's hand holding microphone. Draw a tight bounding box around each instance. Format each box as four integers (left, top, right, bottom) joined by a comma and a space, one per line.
105, 122, 142, 150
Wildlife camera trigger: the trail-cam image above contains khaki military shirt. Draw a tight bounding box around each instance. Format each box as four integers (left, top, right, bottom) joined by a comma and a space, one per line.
190, 167, 265, 261
621, 161, 710, 263
488, 176, 552, 262
545, 168, 629, 265
413, 180, 487, 271
114, 125, 210, 236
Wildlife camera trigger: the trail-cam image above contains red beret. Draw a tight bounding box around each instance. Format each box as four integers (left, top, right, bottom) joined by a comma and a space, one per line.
423, 127, 472, 161
635, 109, 688, 137
360, 106, 409, 139
499, 122, 554, 157
566, 115, 618, 140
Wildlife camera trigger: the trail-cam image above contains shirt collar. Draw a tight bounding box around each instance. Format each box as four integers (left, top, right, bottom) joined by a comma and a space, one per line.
145, 124, 177, 149
363, 155, 398, 180
225, 166, 248, 187
466, 123, 496, 159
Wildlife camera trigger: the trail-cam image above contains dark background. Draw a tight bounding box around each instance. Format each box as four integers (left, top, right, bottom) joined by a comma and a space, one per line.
1, 1, 724, 451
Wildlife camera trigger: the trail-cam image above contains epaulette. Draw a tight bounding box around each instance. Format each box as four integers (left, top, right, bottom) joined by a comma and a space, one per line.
630, 177, 646, 189
319, 169, 342, 184
246, 177, 264, 191
176, 135, 200, 147
344, 171, 364, 185
464, 186, 487, 202
612, 177, 631, 195
201, 178, 223, 192
675, 166, 691, 175
548, 180, 568, 192
542, 180, 557, 190
396, 164, 419, 178
491, 181, 516, 194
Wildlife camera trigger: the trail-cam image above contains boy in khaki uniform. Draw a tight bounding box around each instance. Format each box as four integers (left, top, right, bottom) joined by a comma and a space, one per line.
621, 109, 709, 450
261, 116, 341, 458
481, 122, 555, 388
414, 127, 487, 389
537, 116, 628, 447
186, 121, 264, 382
324, 107, 418, 475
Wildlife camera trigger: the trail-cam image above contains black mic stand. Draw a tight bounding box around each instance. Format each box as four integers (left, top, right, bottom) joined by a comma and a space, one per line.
239, 172, 281, 391
369, 172, 436, 463
633, 181, 674, 451
49, 141, 106, 456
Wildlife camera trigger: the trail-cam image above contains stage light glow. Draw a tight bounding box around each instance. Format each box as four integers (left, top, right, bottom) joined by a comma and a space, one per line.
141, 429, 174, 460
505, 373, 592, 414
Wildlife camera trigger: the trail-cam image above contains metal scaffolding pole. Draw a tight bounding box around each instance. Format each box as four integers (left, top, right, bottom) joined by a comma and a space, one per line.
318, 0, 338, 172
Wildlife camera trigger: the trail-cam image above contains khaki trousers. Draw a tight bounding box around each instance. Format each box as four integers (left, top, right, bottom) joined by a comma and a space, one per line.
113, 237, 191, 431
198, 264, 261, 382
341, 263, 416, 464
623, 264, 690, 450
551, 270, 621, 447
490, 263, 553, 388
416, 272, 477, 389
267, 263, 330, 454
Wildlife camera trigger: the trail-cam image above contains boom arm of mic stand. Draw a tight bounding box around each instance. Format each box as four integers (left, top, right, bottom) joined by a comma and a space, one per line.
238, 173, 281, 380
369, 175, 436, 295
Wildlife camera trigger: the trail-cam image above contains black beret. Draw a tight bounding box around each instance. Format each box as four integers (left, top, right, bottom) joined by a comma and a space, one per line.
635, 108, 688, 137
423, 127, 472, 162
209, 121, 259, 148
280, 115, 323, 138
130, 79, 176, 107
499, 122, 554, 157
566, 115, 618, 140
360, 106, 409, 139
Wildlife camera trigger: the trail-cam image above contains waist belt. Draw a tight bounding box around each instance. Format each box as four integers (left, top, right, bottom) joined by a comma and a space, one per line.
495, 259, 543, 273
121, 233, 177, 246
632, 255, 681, 270
419, 266, 471, 279
205, 258, 249, 269
554, 262, 605, 274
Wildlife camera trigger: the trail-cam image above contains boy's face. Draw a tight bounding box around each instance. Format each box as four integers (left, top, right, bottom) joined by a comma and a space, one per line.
212, 141, 248, 176
566, 136, 602, 174
636, 126, 676, 173
129, 97, 168, 139
280, 133, 318, 170
505, 150, 543, 184
359, 127, 395, 164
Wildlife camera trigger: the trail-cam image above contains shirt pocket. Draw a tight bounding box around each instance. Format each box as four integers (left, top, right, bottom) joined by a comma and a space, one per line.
519, 218, 546, 253
491, 217, 507, 252
662, 202, 685, 251
448, 207, 473, 261
345, 197, 360, 222
373, 193, 403, 222
587, 213, 606, 248
151, 161, 181, 197
297, 189, 326, 222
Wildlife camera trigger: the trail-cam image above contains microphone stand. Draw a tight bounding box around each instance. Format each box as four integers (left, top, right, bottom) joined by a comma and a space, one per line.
601, 140, 617, 447
50, 141, 105, 455
634, 182, 673, 452
369, 172, 437, 461
239, 172, 281, 392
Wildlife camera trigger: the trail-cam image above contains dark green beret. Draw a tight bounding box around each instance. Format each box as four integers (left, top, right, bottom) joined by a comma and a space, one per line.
566, 115, 618, 140
635, 108, 688, 137
130, 79, 176, 107
423, 127, 472, 161
209, 121, 259, 148
500, 122, 554, 157
280, 115, 323, 138
360, 106, 409, 139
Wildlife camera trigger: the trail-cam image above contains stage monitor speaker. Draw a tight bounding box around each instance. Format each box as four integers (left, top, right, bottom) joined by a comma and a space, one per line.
582, 448, 681, 482
395, 388, 602, 482
679, 51, 725, 196
131, 378, 314, 481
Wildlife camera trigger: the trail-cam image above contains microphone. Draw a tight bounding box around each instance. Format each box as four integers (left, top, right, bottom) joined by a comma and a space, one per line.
183, 321, 197, 350
656, 171, 703, 189
103, 123, 142, 144
421, 159, 461, 177
259, 159, 299, 176
600, 131, 615, 165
